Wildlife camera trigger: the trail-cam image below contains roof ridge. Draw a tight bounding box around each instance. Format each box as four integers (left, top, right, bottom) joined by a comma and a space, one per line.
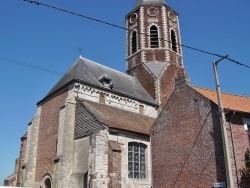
192, 85, 250, 99
79, 56, 135, 79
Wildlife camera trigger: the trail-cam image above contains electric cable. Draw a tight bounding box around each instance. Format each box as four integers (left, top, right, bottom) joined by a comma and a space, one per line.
0, 56, 64, 76
23, 0, 250, 69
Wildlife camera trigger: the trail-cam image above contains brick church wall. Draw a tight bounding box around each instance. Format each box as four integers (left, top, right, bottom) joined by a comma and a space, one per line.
158, 64, 176, 108
16, 134, 27, 186
225, 115, 250, 187
135, 64, 156, 100
108, 141, 122, 188
35, 88, 68, 182
151, 84, 226, 188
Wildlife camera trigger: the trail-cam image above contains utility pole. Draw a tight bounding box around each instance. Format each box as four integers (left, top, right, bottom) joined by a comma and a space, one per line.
213, 55, 234, 188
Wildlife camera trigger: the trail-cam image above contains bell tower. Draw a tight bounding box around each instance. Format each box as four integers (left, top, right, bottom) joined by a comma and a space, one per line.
126, 0, 185, 108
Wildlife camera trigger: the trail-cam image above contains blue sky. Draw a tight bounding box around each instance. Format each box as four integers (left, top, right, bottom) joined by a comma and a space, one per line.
0, 0, 250, 185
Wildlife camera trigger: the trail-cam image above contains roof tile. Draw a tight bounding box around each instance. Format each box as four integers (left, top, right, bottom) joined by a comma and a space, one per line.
192, 86, 250, 113
80, 99, 155, 135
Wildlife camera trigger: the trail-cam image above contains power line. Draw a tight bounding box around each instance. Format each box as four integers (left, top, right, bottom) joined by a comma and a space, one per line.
0, 56, 64, 76
0, 56, 156, 97
23, 0, 126, 30
23, 0, 250, 70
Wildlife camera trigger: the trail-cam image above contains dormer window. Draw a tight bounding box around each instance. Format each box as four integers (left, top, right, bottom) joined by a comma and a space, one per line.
98, 74, 113, 89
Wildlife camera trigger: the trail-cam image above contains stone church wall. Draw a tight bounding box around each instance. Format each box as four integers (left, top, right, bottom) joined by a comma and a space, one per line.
22, 107, 41, 187
88, 129, 109, 188
53, 95, 76, 188
71, 137, 90, 188
109, 131, 151, 188
73, 82, 158, 118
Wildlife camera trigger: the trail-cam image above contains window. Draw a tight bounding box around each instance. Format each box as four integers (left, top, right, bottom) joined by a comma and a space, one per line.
171, 30, 177, 52
139, 105, 144, 115
150, 26, 159, 48
132, 31, 137, 54
44, 178, 51, 188
128, 142, 147, 178
98, 74, 113, 89
243, 118, 250, 145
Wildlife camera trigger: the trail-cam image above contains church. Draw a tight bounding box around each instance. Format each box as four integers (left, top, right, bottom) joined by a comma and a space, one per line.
5, 0, 250, 188
6, 0, 183, 187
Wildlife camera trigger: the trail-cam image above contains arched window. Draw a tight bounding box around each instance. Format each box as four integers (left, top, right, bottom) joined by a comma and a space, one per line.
128, 142, 147, 178
44, 178, 51, 188
171, 30, 177, 52
41, 174, 52, 188
150, 25, 159, 48
132, 31, 137, 54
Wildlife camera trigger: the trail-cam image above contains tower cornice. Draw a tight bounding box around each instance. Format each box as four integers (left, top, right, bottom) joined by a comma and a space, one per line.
135, 0, 167, 7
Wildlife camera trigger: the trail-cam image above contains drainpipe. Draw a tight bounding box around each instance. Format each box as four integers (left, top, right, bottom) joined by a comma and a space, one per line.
229, 111, 241, 188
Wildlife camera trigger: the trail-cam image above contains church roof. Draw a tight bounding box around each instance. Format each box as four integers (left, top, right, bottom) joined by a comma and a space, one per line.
135, 0, 166, 7
39, 56, 157, 106
144, 62, 168, 78
192, 86, 250, 114
74, 99, 155, 139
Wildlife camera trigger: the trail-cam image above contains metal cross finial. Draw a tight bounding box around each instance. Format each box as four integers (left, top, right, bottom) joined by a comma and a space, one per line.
78, 47, 82, 56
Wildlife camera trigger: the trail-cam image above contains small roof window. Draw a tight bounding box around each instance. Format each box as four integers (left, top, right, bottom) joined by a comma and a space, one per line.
98, 74, 113, 89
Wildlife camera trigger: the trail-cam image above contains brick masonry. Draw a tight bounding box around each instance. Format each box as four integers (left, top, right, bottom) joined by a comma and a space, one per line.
108, 141, 122, 188
225, 115, 250, 187
126, 3, 183, 108
35, 88, 68, 182
158, 63, 176, 108
151, 79, 250, 188
16, 134, 27, 186
133, 63, 156, 100
151, 83, 227, 188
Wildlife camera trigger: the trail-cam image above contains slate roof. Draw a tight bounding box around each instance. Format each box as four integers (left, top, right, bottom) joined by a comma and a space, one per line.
135, 0, 166, 7
74, 99, 155, 139
4, 173, 16, 181
144, 62, 168, 78
192, 86, 250, 113
39, 56, 157, 106
21, 132, 27, 140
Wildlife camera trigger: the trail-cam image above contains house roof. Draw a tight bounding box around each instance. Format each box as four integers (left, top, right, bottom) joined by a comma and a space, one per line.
74, 99, 155, 139
192, 86, 250, 113
39, 56, 157, 106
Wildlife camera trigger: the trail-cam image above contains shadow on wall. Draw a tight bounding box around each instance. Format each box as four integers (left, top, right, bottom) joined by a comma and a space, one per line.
211, 102, 227, 182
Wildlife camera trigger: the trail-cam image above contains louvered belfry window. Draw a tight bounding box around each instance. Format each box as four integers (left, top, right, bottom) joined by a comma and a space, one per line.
150, 25, 159, 48
171, 29, 177, 52
128, 142, 146, 178
132, 31, 137, 54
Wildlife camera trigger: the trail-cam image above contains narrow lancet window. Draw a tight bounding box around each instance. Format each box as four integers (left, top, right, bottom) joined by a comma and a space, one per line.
150, 25, 159, 48
132, 31, 137, 54
171, 30, 177, 52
